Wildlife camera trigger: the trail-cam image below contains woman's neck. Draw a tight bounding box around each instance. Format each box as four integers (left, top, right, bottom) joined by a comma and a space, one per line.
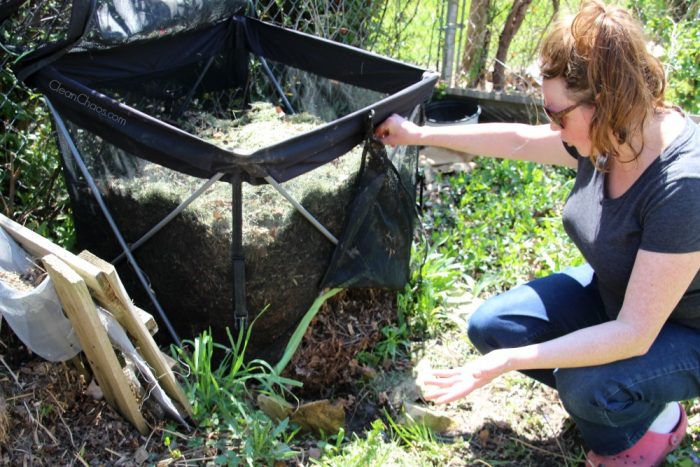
611, 110, 672, 170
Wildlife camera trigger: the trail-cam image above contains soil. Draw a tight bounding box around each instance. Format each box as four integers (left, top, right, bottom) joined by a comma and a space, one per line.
0, 327, 170, 466
0, 285, 398, 466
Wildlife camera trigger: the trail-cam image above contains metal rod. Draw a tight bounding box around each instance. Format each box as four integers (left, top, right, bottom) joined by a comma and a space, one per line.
46, 97, 182, 347
442, 0, 459, 85
259, 57, 295, 115
246, 0, 295, 115
173, 54, 217, 120
263, 175, 338, 245
112, 172, 225, 264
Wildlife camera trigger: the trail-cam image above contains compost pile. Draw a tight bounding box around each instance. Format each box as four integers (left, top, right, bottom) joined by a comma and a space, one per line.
73, 102, 379, 363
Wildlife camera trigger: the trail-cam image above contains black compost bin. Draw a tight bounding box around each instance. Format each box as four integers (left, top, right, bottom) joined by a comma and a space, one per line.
12, 0, 439, 362
425, 99, 481, 125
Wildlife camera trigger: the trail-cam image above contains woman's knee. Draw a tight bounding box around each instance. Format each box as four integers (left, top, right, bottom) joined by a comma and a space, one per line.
468, 275, 556, 349
555, 367, 600, 413
466, 300, 500, 353
467, 293, 534, 353
555, 367, 642, 425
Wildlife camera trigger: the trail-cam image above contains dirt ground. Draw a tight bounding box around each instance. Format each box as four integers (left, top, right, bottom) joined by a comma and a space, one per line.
0, 327, 171, 466
0, 285, 398, 466
2, 292, 700, 466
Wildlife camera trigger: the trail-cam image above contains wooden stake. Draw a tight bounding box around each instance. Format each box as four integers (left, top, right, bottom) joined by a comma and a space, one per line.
0, 214, 191, 421
42, 254, 148, 434
77, 251, 194, 419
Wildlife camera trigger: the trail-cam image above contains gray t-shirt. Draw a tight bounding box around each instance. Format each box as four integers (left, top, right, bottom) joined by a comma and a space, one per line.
562, 115, 700, 328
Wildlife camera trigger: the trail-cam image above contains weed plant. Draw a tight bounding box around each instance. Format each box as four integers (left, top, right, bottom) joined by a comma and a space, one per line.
173, 326, 302, 466
394, 157, 582, 348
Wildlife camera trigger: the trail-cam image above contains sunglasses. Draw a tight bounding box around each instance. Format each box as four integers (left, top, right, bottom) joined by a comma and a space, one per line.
543, 100, 587, 129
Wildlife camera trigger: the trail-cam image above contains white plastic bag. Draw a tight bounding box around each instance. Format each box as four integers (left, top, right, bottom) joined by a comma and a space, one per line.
0, 227, 81, 361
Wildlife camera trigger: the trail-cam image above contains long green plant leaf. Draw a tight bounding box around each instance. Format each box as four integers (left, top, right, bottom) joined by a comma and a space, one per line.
274, 287, 342, 374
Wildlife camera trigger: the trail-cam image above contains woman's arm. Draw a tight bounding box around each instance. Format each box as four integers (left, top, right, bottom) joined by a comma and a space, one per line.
424, 249, 700, 403
374, 113, 577, 168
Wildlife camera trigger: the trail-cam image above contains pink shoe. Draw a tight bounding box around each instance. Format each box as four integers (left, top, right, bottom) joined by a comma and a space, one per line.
586, 403, 688, 467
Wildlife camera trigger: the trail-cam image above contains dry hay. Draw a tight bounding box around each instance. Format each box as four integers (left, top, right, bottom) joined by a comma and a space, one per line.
0, 388, 7, 446
0, 266, 45, 292
0, 271, 34, 292
72, 103, 370, 362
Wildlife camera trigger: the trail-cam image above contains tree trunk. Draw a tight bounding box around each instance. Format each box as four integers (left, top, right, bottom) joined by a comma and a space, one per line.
460, 0, 491, 88
492, 0, 533, 91
668, 0, 693, 21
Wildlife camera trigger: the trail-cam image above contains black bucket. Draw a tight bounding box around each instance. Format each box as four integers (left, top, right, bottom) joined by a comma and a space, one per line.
425, 99, 481, 126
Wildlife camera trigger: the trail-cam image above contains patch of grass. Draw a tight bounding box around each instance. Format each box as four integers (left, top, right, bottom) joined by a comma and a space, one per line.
425, 157, 583, 296
312, 418, 446, 467
393, 158, 581, 348
322, 156, 700, 466
171, 327, 302, 466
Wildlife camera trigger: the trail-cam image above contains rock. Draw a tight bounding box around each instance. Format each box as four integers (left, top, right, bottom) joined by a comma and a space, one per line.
257, 394, 345, 435
402, 402, 457, 433
306, 447, 322, 460
86, 378, 104, 400
133, 446, 149, 464
387, 374, 423, 407
290, 399, 345, 435
257, 394, 293, 421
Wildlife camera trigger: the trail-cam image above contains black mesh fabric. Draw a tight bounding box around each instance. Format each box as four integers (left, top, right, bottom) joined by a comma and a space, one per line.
0, 0, 28, 23
22, 17, 436, 184
55, 120, 362, 360
321, 138, 419, 290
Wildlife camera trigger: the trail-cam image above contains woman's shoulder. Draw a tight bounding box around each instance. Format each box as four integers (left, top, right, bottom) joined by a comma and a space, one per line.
660, 111, 700, 172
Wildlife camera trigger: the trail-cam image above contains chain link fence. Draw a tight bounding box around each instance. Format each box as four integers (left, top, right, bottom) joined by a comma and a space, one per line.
251, 0, 555, 92
252, 1, 444, 71
1, 0, 698, 240
0, 1, 72, 241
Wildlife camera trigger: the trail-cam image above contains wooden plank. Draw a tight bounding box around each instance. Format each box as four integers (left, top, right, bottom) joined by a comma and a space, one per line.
42, 254, 149, 435
0, 214, 157, 334
0, 213, 190, 419
79, 250, 158, 335
77, 251, 194, 420
445, 87, 543, 105
441, 88, 544, 124
135, 306, 158, 335
0, 214, 103, 289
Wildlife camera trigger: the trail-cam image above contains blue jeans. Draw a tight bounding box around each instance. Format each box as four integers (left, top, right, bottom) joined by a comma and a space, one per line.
467, 264, 700, 455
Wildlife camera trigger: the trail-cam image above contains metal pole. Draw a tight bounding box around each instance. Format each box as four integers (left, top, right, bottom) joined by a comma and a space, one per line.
442, 0, 459, 86
259, 57, 295, 116
46, 98, 182, 347
231, 170, 248, 329
455, 0, 468, 83
263, 175, 338, 246
112, 172, 225, 264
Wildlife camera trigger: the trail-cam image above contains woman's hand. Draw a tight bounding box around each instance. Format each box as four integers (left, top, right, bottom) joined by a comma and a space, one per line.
374, 113, 423, 147
422, 350, 510, 404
